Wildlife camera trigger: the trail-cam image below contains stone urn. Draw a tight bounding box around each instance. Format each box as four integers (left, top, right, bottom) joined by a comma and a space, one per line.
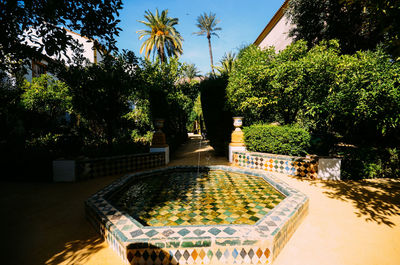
151, 118, 167, 147
230, 117, 245, 146
229, 117, 246, 163
154, 119, 164, 132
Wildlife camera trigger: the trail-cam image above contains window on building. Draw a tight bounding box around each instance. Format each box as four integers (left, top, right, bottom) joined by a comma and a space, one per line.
32, 60, 47, 77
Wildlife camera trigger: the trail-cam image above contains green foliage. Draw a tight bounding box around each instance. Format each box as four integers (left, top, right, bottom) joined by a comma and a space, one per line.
187, 95, 203, 132
243, 124, 311, 156
226, 45, 277, 124
123, 98, 153, 136
138, 58, 199, 150
340, 147, 400, 180
200, 75, 232, 155
325, 48, 400, 143
286, 0, 400, 58
59, 51, 139, 147
137, 9, 183, 63
21, 74, 72, 117
20, 75, 73, 153
0, 0, 122, 74
215, 52, 236, 75
227, 41, 400, 145
130, 129, 153, 145
182, 63, 201, 81
226, 41, 400, 178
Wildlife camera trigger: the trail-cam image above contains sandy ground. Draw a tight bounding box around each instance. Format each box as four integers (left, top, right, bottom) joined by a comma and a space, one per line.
1, 135, 399, 265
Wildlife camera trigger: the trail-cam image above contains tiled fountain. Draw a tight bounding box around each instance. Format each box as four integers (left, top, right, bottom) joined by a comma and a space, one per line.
86, 166, 308, 264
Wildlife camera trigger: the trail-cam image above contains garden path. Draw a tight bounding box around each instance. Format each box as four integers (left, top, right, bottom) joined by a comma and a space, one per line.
1, 134, 399, 265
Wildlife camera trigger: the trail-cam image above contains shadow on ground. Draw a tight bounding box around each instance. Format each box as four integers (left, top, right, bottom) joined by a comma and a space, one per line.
292, 176, 400, 227
45, 237, 104, 265
0, 178, 120, 265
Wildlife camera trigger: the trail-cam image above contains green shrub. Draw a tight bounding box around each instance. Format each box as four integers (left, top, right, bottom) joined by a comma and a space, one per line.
243, 124, 311, 156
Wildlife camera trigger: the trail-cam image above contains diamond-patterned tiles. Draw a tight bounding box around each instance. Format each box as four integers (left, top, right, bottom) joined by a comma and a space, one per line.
109, 170, 285, 226
86, 166, 309, 265
232, 151, 318, 179
127, 247, 272, 265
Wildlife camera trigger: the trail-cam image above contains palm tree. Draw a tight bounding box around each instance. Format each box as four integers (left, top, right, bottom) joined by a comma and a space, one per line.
193, 12, 221, 74
183, 63, 200, 82
137, 9, 183, 63
215, 52, 236, 75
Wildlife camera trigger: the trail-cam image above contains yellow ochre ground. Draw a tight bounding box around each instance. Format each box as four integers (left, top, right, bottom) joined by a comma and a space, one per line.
1, 135, 399, 265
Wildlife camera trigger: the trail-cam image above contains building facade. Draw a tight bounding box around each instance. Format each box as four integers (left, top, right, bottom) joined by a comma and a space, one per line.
24, 28, 103, 82
254, 0, 293, 51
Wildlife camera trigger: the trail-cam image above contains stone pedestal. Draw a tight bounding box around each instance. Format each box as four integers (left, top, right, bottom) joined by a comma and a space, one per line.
150, 118, 169, 164
229, 117, 246, 163
53, 160, 76, 182
229, 145, 246, 163
150, 146, 170, 164
317, 158, 341, 180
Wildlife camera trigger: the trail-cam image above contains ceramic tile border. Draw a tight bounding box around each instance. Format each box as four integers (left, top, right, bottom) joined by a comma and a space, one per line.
86, 165, 308, 264
232, 151, 318, 179
76, 152, 165, 180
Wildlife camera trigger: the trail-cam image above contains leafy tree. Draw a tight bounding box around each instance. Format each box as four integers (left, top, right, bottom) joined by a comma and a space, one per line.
226, 45, 277, 124
0, 0, 123, 73
138, 58, 196, 149
343, 0, 400, 58
227, 41, 400, 146
137, 9, 183, 63
21, 75, 72, 118
58, 51, 139, 147
326, 48, 400, 144
193, 12, 222, 74
286, 0, 400, 57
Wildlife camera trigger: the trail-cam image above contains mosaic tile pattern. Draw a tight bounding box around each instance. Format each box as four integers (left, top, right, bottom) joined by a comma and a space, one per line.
232, 151, 318, 179
76, 152, 165, 180
86, 166, 309, 264
109, 170, 285, 226
126, 246, 271, 265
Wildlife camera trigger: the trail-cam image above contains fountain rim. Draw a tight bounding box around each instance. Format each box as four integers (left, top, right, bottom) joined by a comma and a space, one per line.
86, 165, 308, 246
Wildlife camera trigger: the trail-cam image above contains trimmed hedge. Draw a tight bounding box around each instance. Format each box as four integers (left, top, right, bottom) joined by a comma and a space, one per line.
244, 124, 311, 156
200, 75, 233, 156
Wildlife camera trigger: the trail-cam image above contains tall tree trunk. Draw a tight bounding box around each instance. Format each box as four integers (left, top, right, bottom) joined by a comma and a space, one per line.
207, 35, 214, 74
158, 46, 165, 63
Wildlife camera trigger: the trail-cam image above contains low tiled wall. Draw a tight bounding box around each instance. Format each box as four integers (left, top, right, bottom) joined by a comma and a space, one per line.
76, 152, 165, 180
232, 151, 318, 179
54, 152, 166, 182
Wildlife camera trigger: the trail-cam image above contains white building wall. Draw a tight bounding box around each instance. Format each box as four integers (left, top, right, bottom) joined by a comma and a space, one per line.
258, 16, 294, 52
23, 28, 101, 81
64, 30, 97, 64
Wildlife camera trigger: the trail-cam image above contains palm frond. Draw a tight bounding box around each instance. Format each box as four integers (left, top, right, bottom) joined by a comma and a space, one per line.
137, 8, 183, 63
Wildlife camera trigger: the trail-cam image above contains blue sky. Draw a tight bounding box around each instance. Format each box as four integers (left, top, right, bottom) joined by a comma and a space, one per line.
116, 0, 285, 74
